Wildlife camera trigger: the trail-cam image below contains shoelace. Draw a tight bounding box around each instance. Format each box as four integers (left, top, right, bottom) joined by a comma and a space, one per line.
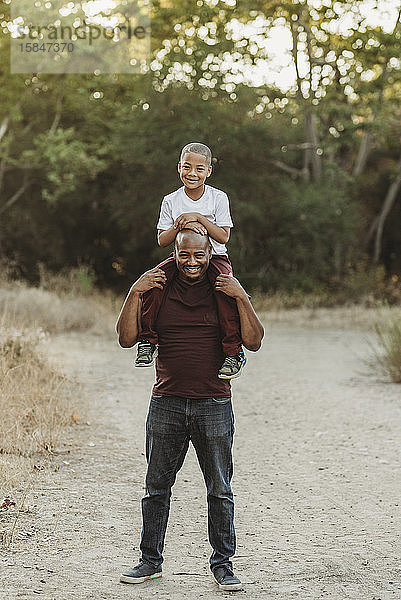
138, 343, 153, 356
224, 356, 239, 368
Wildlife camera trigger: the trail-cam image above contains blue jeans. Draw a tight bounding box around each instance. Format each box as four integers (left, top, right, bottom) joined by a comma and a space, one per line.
140, 393, 236, 572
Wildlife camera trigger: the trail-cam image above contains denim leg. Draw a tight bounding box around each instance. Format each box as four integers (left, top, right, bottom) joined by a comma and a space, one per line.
140, 395, 189, 567
189, 397, 236, 571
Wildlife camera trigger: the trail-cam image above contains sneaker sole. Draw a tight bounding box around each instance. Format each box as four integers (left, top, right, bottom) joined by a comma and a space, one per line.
120, 572, 162, 584
212, 573, 242, 591
218, 358, 247, 380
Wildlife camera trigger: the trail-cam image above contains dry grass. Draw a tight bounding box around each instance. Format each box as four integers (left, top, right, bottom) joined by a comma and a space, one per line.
0, 283, 116, 335
0, 270, 117, 547
0, 322, 78, 494
367, 314, 401, 383
0, 305, 83, 546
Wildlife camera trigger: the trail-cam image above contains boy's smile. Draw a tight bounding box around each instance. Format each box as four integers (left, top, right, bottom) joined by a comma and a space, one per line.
177, 151, 212, 200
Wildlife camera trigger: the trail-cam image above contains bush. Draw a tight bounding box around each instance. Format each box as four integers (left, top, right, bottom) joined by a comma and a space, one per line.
370, 315, 401, 383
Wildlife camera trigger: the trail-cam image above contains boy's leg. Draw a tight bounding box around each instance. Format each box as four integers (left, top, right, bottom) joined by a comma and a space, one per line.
207, 257, 242, 357
138, 256, 176, 345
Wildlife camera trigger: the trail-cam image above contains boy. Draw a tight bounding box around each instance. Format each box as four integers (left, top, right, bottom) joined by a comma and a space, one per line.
135, 142, 246, 379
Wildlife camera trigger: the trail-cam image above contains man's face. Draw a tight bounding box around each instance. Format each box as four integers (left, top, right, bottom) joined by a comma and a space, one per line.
174, 232, 212, 285
177, 151, 212, 191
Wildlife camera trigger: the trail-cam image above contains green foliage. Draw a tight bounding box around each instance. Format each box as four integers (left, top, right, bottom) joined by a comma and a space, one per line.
0, 0, 400, 296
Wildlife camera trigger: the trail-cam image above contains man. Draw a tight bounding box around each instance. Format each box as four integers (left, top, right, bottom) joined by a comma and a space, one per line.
116, 229, 264, 591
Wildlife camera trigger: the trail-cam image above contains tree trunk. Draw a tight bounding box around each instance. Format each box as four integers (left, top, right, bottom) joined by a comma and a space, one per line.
373, 154, 401, 264
353, 131, 372, 177
305, 109, 321, 181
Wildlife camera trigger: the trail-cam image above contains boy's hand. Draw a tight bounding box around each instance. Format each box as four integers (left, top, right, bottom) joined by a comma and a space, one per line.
215, 274, 247, 299
183, 221, 208, 235
174, 213, 207, 233
132, 268, 167, 293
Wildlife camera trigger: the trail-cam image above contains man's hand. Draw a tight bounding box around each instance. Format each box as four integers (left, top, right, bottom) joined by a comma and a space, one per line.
215, 274, 247, 299
132, 267, 167, 293
174, 213, 207, 234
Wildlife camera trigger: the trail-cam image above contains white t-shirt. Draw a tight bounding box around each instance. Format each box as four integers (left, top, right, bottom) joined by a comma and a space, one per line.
157, 185, 233, 255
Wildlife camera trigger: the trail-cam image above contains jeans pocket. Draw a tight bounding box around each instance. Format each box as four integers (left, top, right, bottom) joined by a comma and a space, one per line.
212, 397, 231, 404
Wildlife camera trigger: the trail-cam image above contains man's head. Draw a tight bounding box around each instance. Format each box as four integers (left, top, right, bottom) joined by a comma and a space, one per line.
174, 229, 212, 285
177, 143, 212, 192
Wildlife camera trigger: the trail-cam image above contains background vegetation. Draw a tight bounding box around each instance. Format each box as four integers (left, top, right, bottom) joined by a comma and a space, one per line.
1, 0, 401, 301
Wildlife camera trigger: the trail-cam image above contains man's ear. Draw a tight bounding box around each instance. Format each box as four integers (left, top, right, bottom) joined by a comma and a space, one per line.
206, 165, 212, 178
177, 162, 181, 174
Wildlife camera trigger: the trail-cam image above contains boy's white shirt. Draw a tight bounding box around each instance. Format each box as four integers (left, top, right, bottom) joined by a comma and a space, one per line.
157, 184, 233, 256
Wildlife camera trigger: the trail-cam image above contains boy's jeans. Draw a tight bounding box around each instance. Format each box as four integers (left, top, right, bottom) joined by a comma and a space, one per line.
140, 393, 236, 571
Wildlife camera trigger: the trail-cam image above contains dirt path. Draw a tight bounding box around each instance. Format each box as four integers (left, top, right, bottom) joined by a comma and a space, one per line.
1, 322, 401, 599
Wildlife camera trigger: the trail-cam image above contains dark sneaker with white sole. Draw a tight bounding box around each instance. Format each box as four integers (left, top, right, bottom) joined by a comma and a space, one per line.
120, 561, 162, 584
218, 350, 247, 379
212, 565, 242, 591
135, 341, 157, 367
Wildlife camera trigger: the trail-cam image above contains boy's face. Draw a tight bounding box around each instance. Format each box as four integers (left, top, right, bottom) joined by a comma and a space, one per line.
177, 151, 212, 192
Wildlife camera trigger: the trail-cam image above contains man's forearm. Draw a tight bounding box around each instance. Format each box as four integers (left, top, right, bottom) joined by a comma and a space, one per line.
235, 293, 264, 352
116, 288, 142, 347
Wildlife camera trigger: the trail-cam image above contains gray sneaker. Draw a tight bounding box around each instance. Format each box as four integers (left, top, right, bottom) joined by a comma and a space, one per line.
212, 565, 242, 591
135, 341, 157, 367
218, 350, 247, 380
120, 561, 162, 584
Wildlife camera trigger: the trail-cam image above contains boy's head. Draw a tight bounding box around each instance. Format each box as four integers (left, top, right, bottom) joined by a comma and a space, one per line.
179, 142, 212, 166
178, 142, 212, 193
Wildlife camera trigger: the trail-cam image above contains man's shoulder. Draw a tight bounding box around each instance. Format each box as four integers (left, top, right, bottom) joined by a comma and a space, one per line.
162, 186, 184, 203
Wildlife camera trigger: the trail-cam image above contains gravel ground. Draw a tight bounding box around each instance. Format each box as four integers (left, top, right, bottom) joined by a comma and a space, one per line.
1, 319, 401, 599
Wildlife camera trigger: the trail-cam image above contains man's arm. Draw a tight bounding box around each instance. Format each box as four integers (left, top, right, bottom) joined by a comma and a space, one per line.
174, 213, 230, 244
116, 267, 167, 347
215, 274, 264, 351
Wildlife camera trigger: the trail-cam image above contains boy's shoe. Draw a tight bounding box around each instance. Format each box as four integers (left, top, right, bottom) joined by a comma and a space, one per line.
218, 350, 247, 380
212, 566, 242, 591
135, 341, 157, 367
120, 561, 162, 584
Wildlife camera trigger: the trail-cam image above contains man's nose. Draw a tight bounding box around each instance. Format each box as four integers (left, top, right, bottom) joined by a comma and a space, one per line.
188, 255, 197, 265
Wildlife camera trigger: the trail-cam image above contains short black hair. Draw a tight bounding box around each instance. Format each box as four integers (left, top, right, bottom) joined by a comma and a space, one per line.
180, 142, 212, 166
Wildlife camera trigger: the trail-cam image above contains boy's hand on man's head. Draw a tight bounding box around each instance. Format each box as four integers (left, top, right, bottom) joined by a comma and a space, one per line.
174, 212, 206, 232
182, 221, 208, 235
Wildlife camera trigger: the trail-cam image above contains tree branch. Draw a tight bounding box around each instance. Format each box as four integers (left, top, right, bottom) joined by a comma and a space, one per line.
48, 95, 63, 136
0, 117, 9, 143
0, 177, 31, 216
271, 159, 308, 179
